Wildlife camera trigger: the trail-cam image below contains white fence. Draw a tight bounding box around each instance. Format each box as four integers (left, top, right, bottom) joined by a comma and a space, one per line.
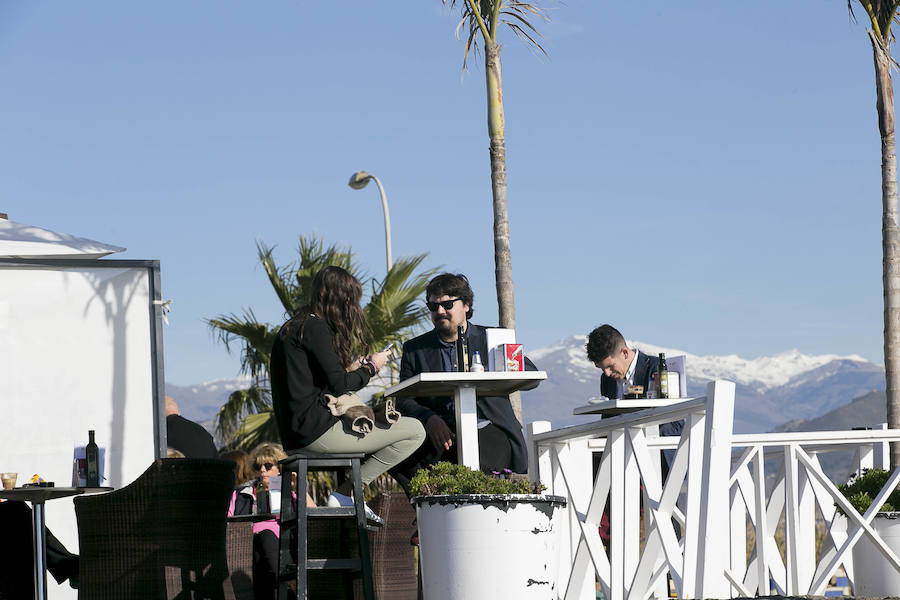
527, 380, 900, 599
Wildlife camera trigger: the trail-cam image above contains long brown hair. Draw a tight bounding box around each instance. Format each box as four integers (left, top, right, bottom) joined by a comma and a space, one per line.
280, 266, 370, 366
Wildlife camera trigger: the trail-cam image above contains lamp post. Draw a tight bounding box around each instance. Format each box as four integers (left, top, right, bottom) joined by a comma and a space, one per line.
348, 171, 392, 273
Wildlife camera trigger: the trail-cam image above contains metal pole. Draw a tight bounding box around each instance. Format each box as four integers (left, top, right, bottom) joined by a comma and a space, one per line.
369, 175, 392, 272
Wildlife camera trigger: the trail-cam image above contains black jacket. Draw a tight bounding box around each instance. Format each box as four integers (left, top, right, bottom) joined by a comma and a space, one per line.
600, 350, 683, 440
396, 323, 538, 473
166, 414, 217, 459
270, 315, 373, 450
600, 350, 657, 400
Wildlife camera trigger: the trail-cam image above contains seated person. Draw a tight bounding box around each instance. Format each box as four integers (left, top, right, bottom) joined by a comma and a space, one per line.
389, 273, 540, 493
269, 266, 425, 517
219, 448, 254, 488
586, 323, 684, 467
228, 442, 288, 600
0, 500, 79, 596
166, 396, 217, 459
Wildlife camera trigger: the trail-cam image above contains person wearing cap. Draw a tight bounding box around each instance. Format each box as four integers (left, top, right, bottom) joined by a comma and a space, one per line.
389, 273, 540, 493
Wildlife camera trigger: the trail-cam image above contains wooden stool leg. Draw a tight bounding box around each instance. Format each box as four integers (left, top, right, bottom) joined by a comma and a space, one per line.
297, 456, 308, 600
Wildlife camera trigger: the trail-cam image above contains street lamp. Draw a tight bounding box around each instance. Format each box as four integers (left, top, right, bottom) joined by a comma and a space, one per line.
348, 171, 392, 273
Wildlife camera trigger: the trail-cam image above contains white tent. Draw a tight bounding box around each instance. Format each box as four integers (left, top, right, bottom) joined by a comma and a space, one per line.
0, 218, 126, 258
0, 219, 165, 599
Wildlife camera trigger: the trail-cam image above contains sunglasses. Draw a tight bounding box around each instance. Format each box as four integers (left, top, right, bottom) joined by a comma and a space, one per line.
255, 462, 275, 471
426, 298, 463, 312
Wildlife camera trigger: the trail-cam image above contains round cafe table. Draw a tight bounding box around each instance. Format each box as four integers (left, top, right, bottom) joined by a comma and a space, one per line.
0, 486, 111, 600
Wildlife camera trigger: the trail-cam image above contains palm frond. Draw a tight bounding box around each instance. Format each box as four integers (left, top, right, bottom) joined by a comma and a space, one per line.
257, 241, 295, 314
445, 0, 550, 69
215, 386, 272, 443
365, 254, 439, 349
206, 309, 277, 379
849, 0, 900, 42
223, 410, 279, 452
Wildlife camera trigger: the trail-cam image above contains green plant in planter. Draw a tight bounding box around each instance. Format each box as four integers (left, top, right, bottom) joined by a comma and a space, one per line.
837, 468, 900, 516
409, 461, 545, 496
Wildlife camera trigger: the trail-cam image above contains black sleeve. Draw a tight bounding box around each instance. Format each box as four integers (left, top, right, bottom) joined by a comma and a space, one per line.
302, 317, 370, 395
518, 354, 541, 391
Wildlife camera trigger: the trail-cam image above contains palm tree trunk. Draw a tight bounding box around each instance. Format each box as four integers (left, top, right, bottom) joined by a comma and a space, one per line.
484, 38, 522, 424
869, 30, 900, 468
485, 40, 516, 330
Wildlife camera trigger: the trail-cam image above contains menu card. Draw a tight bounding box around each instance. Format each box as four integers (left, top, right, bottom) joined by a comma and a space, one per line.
485, 328, 516, 371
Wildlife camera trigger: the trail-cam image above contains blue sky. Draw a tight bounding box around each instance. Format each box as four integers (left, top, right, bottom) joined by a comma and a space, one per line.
0, 1, 887, 385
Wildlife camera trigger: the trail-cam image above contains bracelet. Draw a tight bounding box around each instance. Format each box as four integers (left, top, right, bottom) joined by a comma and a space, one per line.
362, 358, 377, 377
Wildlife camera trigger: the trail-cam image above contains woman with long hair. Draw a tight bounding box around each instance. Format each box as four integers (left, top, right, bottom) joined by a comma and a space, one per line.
270, 266, 425, 514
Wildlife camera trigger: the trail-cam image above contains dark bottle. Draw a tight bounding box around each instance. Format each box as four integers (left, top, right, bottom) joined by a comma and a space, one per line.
657, 353, 669, 399
255, 479, 270, 514
86, 430, 100, 488
456, 326, 469, 372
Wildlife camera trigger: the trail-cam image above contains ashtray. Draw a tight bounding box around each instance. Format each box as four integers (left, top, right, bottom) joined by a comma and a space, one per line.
23, 481, 55, 488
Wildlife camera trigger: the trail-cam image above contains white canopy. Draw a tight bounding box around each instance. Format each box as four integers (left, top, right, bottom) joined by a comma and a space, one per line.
0, 218, 125, 259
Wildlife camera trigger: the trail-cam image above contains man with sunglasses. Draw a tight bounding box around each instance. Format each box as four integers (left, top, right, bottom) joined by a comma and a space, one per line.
389, 273, 539, 492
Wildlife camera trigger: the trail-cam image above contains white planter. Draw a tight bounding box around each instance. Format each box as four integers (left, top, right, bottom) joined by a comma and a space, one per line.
852, 512, 900, 596
413, 494, 566, 600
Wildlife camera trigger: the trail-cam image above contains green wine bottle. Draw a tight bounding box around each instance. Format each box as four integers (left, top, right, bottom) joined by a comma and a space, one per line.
657, 353, 669, 399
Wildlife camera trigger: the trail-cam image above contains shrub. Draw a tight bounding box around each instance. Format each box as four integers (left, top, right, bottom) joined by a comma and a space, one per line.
409, 461, 545, 496
837, 468, 900, 516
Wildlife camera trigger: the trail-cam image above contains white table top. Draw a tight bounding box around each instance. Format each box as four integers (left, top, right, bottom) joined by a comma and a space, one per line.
384, 371, 547, 398
572, 396, 690, 416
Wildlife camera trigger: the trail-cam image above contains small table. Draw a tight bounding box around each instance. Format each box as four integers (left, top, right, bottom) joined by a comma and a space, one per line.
0, 486, 111, 600
572, 396, 687, 417
384, 371, 547, 470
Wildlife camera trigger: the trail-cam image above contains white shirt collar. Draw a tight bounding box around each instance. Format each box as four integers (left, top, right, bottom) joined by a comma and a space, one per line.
624, 349, 639, 385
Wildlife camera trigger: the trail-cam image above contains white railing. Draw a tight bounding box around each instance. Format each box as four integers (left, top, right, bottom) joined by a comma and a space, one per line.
727, 427, 900, 596
528, 380, 736, 600
527, 381, 900, 599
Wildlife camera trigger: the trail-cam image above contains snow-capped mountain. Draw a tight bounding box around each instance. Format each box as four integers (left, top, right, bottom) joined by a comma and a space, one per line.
522, 336, 884, 432
167, 337, 886, 436
531, 336, 870, 391
166, 376, 252, 426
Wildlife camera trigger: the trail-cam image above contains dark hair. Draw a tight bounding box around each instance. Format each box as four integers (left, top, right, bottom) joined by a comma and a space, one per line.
585, 324, 626, 363
426, 273, 474, 319
280, 266, 371, 366
219, 449, 253, 486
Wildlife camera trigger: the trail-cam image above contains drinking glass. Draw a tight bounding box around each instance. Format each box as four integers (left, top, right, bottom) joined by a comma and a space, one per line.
1, 472, 17, 490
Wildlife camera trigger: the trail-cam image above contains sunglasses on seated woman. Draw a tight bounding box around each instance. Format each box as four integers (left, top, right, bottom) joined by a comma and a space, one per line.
255, 462, 275, 471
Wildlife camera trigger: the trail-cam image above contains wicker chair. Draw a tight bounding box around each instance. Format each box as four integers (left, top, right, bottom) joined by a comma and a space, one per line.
74, 458, 236, 600
368, 492, 417, 600
224, 520, 254, 600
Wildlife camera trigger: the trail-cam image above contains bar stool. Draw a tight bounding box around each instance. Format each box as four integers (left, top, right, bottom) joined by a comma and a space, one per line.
277, 451, 375, 600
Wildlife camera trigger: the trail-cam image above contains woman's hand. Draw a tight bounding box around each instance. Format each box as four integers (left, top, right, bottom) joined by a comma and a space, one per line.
368, 349, 391, 371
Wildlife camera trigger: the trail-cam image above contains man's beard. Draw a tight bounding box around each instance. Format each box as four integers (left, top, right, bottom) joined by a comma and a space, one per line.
433, 315, 455, 336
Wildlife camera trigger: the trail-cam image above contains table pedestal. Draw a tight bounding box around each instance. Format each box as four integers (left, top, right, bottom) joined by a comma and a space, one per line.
453, 384, 479, 470
32, 501, 48, 600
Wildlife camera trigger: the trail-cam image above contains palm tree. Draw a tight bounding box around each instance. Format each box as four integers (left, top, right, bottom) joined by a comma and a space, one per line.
850, 1, 900, 467
442, 0, 549, 422
208, 235, 437, 450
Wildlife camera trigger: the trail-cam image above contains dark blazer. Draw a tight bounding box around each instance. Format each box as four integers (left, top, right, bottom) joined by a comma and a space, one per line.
600, 350, 658, 400
396, 323, 538, 473
166, 414, 218, 459
600, 350, 683, 441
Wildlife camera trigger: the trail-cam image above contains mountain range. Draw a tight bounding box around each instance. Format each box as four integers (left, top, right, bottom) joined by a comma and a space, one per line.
166, 336, 888, 437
